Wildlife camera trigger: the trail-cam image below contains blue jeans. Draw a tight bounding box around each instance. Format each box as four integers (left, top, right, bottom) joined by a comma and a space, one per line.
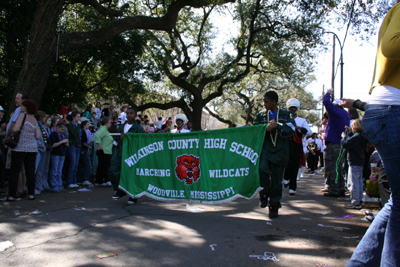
348, 165, 363, 205
347, 105, 400, 267
35, 150, 51, 191
67, 146, 80, 185
76, 149, 92, 183
49, 155, 65, 191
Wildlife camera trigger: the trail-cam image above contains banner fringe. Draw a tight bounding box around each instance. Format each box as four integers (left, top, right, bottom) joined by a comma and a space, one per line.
118, 186, 263, 205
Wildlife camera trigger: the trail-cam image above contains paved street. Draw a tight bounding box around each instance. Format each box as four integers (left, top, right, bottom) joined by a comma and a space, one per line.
0, 172, 378, 267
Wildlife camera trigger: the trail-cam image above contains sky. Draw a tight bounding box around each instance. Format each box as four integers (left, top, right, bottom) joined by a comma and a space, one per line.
307, 31, 379, 103
211, 5, 380, 105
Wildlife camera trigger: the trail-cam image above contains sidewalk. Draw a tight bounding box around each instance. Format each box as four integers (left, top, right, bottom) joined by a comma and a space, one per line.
0, 171, 379, 266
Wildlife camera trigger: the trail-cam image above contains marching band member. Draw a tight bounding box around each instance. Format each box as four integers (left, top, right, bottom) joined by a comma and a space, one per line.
283, 98, 312, 195
171, 114, 191, 133
253, 91, 295, 218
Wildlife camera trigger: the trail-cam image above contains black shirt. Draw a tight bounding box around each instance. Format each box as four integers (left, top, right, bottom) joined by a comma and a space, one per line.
50, 131, 67, 156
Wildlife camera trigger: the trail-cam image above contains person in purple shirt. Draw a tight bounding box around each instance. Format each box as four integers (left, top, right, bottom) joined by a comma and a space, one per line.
322, 89, 350, 197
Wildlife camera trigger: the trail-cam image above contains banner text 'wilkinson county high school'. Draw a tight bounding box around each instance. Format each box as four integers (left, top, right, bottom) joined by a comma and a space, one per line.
120, 125, 267, 204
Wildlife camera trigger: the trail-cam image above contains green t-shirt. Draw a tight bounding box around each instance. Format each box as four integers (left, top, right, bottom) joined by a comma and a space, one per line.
67, 121, 81, 147
95, 125, 113, 155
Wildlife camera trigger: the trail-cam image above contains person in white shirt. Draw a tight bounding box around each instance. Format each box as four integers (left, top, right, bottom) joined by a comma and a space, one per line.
156, 117, 163, 130
283, 98, 312, 195
117, 105, 128, 126
110, 107, 145, 205
94, 102, 102, 120
171, 114, 190, 133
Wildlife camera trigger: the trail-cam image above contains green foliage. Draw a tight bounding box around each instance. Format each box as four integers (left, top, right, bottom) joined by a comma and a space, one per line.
208, 73, 320, 126
40, 4, 151, 114
1, 0, 392, 120
0, 0, 38, 112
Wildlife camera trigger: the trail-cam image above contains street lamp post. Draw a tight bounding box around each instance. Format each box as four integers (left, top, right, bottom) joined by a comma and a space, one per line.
324, 31, 344, 99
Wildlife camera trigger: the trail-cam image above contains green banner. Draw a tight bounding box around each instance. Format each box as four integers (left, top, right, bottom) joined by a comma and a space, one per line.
119, 124, 267, 204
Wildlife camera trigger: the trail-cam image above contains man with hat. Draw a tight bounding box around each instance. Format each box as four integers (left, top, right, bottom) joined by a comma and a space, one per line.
283, 98, 312, 195
171, 114, 190, 133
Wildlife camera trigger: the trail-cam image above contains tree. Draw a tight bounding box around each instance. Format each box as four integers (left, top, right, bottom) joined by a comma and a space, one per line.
130, 0, 390, 130
8, 0, 235, 113
5, 0, 390, 121
206, 73, 320, 127
0, 0, 38, 111
132, 0, 324, 130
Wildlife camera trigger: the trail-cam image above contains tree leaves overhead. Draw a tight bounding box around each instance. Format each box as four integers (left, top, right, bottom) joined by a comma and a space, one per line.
0, 0, 38, 111
1, 0, 392, 123
41, 4, 150, 113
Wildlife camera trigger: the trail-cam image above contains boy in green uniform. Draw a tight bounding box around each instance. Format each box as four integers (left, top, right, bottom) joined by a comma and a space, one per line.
110, 107, 145, 204
253, 91, 295, 218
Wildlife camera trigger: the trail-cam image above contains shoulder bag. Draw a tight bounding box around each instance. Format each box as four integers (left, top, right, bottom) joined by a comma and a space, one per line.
4, 113, 27, 149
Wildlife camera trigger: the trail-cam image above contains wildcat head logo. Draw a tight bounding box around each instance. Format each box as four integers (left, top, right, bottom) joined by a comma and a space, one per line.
175, 155, 201, 185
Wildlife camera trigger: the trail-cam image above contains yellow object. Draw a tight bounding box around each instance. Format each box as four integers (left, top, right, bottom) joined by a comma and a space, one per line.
366, 179, 380, 198
370, 3, 400, 93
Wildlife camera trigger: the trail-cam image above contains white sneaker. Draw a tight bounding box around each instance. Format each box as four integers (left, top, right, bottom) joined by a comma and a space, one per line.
34, 189, 41, 195
106, 181, 112, 186
100, 183, 108, 187
67, 184, 76, 189
289, 189, 296, 195
73, 184, 80, 188
82, 181, 92, 186
127, 198, 138, 205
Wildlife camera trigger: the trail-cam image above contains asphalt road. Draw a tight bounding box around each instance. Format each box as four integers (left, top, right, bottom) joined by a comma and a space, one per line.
0, 171, 378, 267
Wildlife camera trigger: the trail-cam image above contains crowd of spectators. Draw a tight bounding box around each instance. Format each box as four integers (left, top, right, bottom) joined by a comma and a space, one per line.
0, 97, 190, 203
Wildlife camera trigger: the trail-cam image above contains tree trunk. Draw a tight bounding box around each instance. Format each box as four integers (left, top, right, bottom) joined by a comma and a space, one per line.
191, 99, 203, 131
12, 0, 65, 110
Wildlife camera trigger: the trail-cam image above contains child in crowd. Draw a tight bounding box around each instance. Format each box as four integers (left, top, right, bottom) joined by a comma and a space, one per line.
149, 124, 155, 133
341, 119, 368, 209
90, 112, 98, 130
66, 111, 82, 188
84, 104, 92, 119
50, 118, 58, 132
117, 105, 128, 126
35, 111, 52, 194
94, 102, 102, 120
60, 102, 70, 116
49, 122, 69, 192
157, 117, 163, 130
143, 120, 150, 133
167, 119, 174, 131
76, 119, 92, 186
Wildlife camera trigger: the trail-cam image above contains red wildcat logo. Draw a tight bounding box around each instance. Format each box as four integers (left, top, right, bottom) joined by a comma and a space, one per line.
175, 155, 201, 185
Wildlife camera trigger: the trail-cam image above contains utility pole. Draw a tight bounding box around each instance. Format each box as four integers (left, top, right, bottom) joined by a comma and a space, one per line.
322, 85, 325, 118
325, 31, 344, 99
331, 35, 335, 101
